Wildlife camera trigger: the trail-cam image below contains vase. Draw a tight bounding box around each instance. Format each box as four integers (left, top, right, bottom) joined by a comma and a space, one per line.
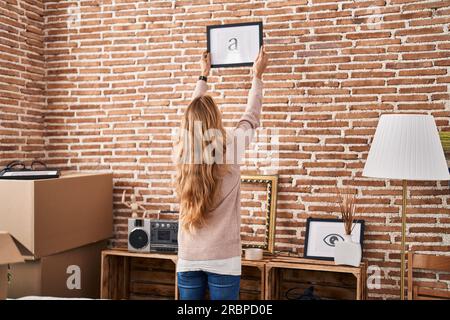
334, 234, 362, 267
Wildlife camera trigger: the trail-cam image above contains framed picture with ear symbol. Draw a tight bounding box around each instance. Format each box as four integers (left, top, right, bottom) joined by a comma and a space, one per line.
207, 21, 263, 68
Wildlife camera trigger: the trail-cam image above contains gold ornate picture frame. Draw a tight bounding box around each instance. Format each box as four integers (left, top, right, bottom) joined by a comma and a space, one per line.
240, 174, 278, 253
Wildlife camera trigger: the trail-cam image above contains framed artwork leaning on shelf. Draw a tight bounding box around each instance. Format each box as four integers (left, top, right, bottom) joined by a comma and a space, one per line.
303, 217, 365, 261
240, 174, 278, 253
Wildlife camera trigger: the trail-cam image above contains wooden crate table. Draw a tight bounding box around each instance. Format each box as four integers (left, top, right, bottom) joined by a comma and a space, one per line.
265, 257, 367, 300
100, 248, 269, 300
240, 258, 268, 300
101, 249, 178, 300
101, 249, 366, 300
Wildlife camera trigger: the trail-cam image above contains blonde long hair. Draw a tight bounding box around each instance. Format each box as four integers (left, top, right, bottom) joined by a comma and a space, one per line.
175, 95, 228, 233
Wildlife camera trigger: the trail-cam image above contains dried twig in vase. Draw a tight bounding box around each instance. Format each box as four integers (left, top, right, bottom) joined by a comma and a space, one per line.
337, 187, 357, 235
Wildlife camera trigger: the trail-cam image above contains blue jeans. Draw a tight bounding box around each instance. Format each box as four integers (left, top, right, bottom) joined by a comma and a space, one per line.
177, 271, 240, 300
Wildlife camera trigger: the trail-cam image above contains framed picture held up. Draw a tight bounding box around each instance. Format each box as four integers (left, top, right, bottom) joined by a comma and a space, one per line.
303, 218, 365, 261
207, 21, 263, 68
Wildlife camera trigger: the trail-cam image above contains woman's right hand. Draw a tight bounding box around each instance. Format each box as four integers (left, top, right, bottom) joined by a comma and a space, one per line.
200, 51, 211, 77
253, 46, 268, 80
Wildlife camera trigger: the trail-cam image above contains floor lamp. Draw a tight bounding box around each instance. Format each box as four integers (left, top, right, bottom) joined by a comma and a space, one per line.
362, 114, 450, 300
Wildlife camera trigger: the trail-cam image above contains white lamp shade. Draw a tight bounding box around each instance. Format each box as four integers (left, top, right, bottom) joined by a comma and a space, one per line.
363, 114, 450, 181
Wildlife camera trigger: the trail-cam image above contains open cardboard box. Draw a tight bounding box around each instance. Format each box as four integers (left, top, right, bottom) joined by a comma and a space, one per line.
0, 173, 113, 259
7, 240, 107, 299
0, 232, 24, 299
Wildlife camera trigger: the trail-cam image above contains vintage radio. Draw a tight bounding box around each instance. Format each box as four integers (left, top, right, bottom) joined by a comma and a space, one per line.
128, 218, 178, 253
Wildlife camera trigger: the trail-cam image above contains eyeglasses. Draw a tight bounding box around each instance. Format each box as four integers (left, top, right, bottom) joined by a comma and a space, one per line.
1, 160, 48, 173
0, 160, 59, 179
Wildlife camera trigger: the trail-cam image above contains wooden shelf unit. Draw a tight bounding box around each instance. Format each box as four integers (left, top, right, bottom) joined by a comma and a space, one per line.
100, 249, 367, 300
265, 257, 367, 300
101, 249, 178, 300
240, 258, 267, 300
100, 249, 268, 300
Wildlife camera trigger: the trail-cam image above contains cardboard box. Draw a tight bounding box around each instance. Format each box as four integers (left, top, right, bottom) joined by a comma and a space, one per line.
0, 173, 113, 258
0, 232, 24, 299
7, 240, 107, 299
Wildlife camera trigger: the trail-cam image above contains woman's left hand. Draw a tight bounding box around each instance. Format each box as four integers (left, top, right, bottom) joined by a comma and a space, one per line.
200, 51, 211, 77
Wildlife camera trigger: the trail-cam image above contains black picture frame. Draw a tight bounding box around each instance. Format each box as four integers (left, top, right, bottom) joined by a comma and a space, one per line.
207, 21, 263, 68
303, 217, 365, 261
445, 168, 450, 188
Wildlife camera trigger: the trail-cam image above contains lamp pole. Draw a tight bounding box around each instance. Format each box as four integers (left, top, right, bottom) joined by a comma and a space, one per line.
400, 179, 408, 300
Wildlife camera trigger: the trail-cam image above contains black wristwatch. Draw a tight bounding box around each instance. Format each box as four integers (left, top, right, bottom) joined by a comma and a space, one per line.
199, 75, 207, 82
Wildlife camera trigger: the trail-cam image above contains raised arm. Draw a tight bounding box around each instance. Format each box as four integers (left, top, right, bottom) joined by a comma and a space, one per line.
236, 46, 269, 132
192, 51, 210, 99
236, 77, 263, 131
229, 47, 269, 163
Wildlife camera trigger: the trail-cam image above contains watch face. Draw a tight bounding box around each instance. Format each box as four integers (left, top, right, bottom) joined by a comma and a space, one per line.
129, 229, 149, 249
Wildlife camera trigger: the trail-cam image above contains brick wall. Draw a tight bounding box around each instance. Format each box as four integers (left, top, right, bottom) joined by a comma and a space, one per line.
0, 0, 45, 162
2, 0, 450, 299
